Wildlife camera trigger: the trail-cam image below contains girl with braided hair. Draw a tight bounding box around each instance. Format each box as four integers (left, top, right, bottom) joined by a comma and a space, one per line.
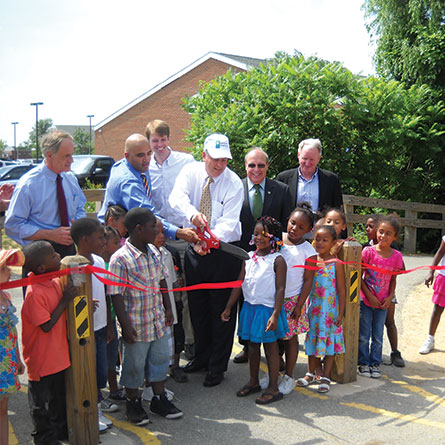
221, 216, 288, 405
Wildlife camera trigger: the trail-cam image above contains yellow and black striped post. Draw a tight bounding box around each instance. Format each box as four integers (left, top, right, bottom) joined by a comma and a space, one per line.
331, 241, 362, 384
60, 255, 99, 445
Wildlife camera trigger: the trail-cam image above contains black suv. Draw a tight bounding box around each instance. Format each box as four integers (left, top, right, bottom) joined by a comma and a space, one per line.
71, 155, 115, 187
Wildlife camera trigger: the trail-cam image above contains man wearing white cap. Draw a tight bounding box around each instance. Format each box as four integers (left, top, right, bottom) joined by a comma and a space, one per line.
169, 133, 243, 387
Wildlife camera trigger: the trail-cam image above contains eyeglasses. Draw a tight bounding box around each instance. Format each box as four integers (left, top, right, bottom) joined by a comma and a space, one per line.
247, 163, 266, 169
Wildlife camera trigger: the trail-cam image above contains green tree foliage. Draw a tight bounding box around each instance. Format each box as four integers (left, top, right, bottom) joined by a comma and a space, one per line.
27, 118, 54, 148
363, 0, 445, 92
183, 52, 445, 204
0, 139, 7, 156
73, 128, 93, 154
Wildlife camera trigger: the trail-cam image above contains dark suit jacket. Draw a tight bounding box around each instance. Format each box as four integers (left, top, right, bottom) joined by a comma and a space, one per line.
275, 167, 343, 213
240, 177, 293, 251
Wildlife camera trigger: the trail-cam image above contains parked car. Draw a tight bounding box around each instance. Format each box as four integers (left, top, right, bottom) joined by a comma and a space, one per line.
71, 155, 115, 188
0, 164, 36, 185
0, 160, 18, 168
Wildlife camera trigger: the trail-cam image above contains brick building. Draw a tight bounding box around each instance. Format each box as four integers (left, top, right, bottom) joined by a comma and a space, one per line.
94, 52, 264, 161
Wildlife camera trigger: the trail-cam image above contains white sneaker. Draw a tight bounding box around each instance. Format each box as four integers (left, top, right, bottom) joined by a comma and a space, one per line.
419, 337, 434, 354
100, 397, 119, 413
99, 419, 108, 433
142, 386, 174, 402
278, 374, 296, 395
259, 374, 282, 390
370, 365, 382, 379
357, 365, 371, 378
98, 403, 112, 428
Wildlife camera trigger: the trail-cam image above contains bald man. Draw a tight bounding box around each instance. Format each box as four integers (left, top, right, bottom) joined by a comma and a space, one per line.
98, 134, 198, 243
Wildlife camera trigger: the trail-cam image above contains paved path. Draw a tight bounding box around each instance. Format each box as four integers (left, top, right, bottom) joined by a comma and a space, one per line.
8, 254, 445, 444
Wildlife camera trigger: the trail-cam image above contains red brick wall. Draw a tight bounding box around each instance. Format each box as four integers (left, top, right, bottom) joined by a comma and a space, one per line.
95, 59, 245, 161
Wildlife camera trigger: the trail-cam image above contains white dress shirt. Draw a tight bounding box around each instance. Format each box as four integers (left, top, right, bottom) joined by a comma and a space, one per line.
169, 162, 243, 243
149, 148, 195, 227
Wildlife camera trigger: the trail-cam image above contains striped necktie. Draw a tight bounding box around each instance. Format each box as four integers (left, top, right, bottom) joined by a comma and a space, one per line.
199, 176, 213, 223
141, 173, 152, 200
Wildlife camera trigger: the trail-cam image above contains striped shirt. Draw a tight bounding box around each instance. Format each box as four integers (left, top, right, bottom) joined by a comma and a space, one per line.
107, 239, 166, 342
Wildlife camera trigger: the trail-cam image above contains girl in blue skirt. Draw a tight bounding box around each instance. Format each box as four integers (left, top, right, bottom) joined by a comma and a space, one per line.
221, 216, 288, 405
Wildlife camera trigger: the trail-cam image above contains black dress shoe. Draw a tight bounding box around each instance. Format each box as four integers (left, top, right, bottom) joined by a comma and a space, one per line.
182, 360, 206, 373
203, 372, 224, 387
233, 350, 248, 364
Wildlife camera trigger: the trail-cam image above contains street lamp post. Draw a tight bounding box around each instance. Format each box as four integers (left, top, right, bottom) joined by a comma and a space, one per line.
87, 114, 94, 155
11, 122, 18, 160
30, 102, 43, 162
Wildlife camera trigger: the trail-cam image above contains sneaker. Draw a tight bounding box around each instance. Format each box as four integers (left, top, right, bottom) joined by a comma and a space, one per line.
278, 374, 296, 395
98, 419, 108, 433
390, 350, 405, 367
109, 389, 127, 401
100, 397, 119, 413
370, 365, 382, 379
150, 393, 183, 419
260, 374, 282, 390
357, 365, 371, 378
142, 386, 174, 402
98, 403, 112, 427
419, 337, 434, 354
126, 397, 150, 426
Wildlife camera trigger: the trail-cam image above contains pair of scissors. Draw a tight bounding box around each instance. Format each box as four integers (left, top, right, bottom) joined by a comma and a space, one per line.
195, 222, 250, 260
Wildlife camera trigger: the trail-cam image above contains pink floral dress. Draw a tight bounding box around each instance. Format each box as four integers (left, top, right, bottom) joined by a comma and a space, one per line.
305, 263, 345, 357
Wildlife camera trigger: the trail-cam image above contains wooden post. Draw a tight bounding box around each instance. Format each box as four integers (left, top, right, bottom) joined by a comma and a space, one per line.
404, 210, 417, 254
60, 255, 99, 445
331, 241, 362, 384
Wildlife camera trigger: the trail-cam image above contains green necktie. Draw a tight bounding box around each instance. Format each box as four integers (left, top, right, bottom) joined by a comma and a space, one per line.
252, 184, 263, 220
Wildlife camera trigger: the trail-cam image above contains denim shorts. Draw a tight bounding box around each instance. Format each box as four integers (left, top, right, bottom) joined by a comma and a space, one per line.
94, 326, 108, 391
106, 320, 119, 372
120, 333, 170, 389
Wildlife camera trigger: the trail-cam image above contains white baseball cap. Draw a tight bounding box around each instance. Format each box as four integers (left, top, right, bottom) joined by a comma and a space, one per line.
203, 134, 232, 159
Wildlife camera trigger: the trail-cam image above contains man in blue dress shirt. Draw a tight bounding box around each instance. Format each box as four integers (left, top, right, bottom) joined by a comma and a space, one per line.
5, 130, 86, 257
98, 133, 198, 244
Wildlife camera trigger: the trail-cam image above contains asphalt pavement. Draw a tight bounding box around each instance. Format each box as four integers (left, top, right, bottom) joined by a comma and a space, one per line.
8, 254, 445, 444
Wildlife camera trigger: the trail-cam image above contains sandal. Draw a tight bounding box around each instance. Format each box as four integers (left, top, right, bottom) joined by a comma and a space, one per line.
318, 377, 331, 393
255, 390, 283, 405
296, 372, 318, 387
236, 384, 261, 397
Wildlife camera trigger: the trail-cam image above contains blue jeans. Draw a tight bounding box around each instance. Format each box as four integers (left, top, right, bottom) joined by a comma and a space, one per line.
358, 301, 388, 366
95, 326, 108, 397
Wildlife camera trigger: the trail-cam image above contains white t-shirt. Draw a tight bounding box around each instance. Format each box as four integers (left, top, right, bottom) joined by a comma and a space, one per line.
155, 245, 178, 324
242, 251, 282, 308
92, 254, 107, 331
280, 241, 316, 298
439, 235, 445, 276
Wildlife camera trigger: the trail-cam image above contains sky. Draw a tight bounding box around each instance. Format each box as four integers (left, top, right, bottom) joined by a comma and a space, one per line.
0, 0, 376, 147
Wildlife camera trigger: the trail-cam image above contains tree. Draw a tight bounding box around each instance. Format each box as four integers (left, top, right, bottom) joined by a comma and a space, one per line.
28, 118, 54, 148
363, 0, 445, 92
73, 128, 93, 154
183, 52, 445, 204
0, 139, 7, 156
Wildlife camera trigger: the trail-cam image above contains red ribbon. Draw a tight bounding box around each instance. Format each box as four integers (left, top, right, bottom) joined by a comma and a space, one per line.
292, 257, 445, 276
0, 264, 243, 293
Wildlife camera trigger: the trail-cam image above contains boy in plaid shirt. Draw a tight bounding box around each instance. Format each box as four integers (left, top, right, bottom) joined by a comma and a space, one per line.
108, 208, 183, 425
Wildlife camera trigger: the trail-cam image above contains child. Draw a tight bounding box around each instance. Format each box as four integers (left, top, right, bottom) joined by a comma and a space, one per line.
152, 219, 187, 383
104, 204, 128, 240
277, 203, 316, 395
419, 235, 445, 354
294, 225, 346, 392
108, 208, 182, 424
103, 226, 126, 402
70, 218, 117, 433
324, 208, 352, 256
221, 216, 288, 405
0, 249, 25, 445
358, 214, 404, 378
364, 215, 405, 367
21, 241, 76, 444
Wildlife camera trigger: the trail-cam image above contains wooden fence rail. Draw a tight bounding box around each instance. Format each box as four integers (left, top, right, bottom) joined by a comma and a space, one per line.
1, 190, 444, 254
